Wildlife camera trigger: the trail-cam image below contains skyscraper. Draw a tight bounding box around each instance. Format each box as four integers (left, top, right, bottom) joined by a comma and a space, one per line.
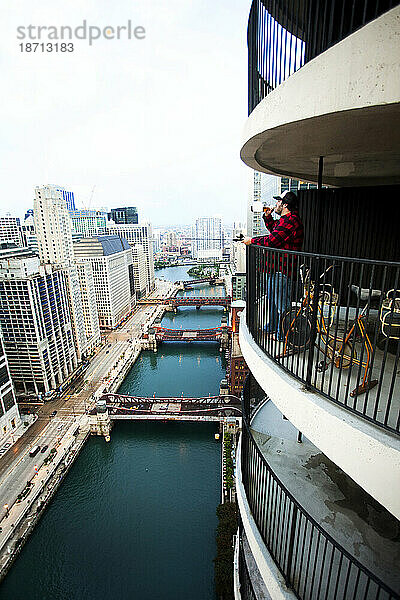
192, 216, 223, 260
131, 244, 148, 299
69, 209, 108, 237
73, 236, 135, 329
107, 223, 155, 293
62, 189, 76, 211
0, 245, 77, 397
109, 207, 138, 224
0, 216, 23, 247
34, 185, 97, 359
0, 325, 21, 442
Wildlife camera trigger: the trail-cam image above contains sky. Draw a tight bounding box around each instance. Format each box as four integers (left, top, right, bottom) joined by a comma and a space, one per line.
1, 0, 251, 227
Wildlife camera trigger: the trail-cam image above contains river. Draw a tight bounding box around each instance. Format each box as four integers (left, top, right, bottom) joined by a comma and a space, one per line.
0, 266, 226, 600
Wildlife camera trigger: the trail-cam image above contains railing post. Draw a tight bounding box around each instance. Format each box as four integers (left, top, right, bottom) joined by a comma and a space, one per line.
246, 245, 255, 335
285, 503, 298, 587
305, 256, 321, 388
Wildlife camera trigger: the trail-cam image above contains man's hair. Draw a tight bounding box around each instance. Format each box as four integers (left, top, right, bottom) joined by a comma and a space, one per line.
282, 191, 299, 212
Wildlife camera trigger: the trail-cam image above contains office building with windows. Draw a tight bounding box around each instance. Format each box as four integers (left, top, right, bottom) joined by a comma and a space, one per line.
0, 245, 77, 397
107, 223, 155, 292
131, 244, 148, 299
108, 207, 138, 224
0, 327, 21, 442
69, 209, 108, 237
34, 184, 92, 360
75, 261, 101, 353
0, 216, 23, 247
192, 216, 223, 260
73, 236, 135, 329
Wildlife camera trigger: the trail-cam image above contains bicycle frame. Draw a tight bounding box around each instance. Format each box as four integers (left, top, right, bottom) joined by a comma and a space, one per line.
281, 266, 378, 397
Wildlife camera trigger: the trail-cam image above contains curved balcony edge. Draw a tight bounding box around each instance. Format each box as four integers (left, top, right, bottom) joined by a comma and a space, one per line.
241, 5, 400, 187
236, 434, 297, 600
239, 312, 400, 520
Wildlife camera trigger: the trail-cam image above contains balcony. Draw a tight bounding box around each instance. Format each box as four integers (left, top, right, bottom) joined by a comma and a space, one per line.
236, 375, 400, 600
242, 1, 400, 186
240, 243, 400, 517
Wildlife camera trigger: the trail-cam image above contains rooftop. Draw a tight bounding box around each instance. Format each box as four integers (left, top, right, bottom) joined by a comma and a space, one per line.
73, 235, 131, 257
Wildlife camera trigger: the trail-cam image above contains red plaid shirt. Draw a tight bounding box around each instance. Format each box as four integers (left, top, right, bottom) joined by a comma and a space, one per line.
251, 212, 304, 276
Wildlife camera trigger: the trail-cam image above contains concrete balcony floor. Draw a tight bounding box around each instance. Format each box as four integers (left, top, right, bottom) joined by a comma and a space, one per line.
250, 400, 400, 593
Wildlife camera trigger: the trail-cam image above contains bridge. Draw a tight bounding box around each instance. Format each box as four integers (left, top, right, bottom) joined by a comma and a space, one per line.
153, 326, 228, 342
138, 296, 230, 309
96, 393, 241, 422
176, 278, 216, 288
173, 296, 230, 308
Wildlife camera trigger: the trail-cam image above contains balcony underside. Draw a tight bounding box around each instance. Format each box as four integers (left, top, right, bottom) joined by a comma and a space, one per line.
250, 399, 400, 593
241, 6, 400, 186
242, 104, 400, 187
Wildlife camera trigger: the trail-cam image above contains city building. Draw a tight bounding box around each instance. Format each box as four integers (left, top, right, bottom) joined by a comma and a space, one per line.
75, 262, 101, 353
152, 230, 162, 254
108, 207, 138, 224
227, 301, 249, 396
192, 216, 223, 260
107, 223, 155, 292
131, 244, 148, 299
20, 212, 38, 252
231, 273, 246, 302
231, 222, 246, 274
34, 184, 91, 360
0, 245, 77, 398
236, 3, 400, 599
34, 185, 75, 265
73, 236, 135, 329
162, 231, 178, 251
0, 216, 23, 247
69, 209, 108, 237
0, 326, 21, 442
246, 172, 269, 237
62, 189, 76, 211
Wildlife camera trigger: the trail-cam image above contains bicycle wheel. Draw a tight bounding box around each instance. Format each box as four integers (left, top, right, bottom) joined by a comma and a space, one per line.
281, 309, 312, 350
326, 338, 355, 368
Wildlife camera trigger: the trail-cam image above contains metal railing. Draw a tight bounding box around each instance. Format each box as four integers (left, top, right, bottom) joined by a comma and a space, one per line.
238, 533, 257, 600
246, 244, 400, 435
248, 0, 398, 113
241, 376, 400, 600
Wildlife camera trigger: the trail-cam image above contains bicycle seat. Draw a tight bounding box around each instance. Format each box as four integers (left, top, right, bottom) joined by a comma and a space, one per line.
351, 285, 381, 301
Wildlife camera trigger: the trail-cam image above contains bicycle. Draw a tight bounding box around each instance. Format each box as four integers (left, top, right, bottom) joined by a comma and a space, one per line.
280, 265, 379, 397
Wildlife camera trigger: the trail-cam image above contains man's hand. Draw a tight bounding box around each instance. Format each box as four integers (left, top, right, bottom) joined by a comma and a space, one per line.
242, 236, 252, 246
263, 205, 274, 217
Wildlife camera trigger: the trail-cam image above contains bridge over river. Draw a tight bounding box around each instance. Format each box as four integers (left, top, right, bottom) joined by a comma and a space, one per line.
90, 394, 241, 431
152, 326, 229, 342
138, 296, 230, 309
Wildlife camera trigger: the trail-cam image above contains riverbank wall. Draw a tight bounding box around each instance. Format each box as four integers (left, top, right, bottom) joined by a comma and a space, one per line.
0, 420, 90, 582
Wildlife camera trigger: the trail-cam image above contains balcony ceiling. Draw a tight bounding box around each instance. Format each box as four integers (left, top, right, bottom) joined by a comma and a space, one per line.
241, 7, 400, 187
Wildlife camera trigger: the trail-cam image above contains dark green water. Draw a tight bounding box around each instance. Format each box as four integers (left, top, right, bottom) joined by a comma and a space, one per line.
0, 268, 224, 600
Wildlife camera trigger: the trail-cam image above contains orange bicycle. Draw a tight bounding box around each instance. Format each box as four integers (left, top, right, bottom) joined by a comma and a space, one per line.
281, 265, 379, 397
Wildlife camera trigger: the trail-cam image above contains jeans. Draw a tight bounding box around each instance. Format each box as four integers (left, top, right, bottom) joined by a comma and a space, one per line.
266, 272, 292, 336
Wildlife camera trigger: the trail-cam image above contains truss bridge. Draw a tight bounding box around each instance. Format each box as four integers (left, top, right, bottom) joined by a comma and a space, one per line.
97, 393, 242, 422
154, 326, 227, 342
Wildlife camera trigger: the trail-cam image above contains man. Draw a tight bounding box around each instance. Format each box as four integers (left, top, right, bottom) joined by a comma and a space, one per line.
242, 190, 304, 340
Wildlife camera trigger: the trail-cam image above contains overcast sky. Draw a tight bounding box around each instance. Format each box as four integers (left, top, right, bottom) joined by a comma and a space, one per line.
1, 0, 251, 226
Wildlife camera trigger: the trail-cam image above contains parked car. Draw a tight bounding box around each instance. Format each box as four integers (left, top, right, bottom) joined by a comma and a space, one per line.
50, 411, 57, 417
41, 445, 48, 453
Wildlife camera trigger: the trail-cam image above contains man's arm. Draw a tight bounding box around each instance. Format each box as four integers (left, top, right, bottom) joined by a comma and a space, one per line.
263, 211, 277, 232
249, 217, 294, 249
